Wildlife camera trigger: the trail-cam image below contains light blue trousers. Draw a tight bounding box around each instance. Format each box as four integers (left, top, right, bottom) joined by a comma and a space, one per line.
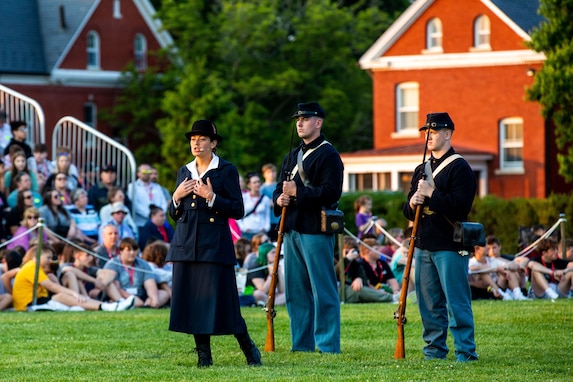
284, 230, 340, 353
415, 249, 478, 361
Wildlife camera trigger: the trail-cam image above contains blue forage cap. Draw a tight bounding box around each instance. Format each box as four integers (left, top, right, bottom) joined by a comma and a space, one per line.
291, 102, 326, 119
419, 112, 455, 131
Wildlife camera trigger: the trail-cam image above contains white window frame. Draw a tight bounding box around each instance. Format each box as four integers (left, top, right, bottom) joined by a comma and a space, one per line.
497, 117, 524, 174
394, 82, 419, 136
425, 18, 443, 52
87, 31, 100, 69
134, 33, 147, 70
473, 15, 491, 50
113, 0, 122, 19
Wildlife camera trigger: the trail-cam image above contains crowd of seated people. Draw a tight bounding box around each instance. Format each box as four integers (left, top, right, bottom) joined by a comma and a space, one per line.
0, 134, 174, 311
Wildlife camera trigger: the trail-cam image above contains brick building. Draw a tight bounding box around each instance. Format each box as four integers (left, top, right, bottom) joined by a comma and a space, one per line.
344, 0, 568, 198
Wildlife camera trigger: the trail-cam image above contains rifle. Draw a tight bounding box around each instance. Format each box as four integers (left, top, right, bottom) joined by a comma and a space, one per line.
394, 119, 431, 359
264, 119, 297, 352
264, 205, 287, 352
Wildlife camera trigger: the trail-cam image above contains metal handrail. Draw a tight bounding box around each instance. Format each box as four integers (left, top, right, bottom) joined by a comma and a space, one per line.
0, 84, 46, 144
51, 116, 136, 200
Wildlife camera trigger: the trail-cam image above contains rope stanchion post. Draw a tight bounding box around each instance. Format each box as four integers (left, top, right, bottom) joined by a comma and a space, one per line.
338, 232, 345, 303
560, 213, 567, 258
32, 218, 45, 306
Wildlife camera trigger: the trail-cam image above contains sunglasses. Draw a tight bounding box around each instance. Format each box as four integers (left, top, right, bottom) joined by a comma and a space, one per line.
27, 215, 39, 220
24, 195, 33, 199
52, 194, 61, 199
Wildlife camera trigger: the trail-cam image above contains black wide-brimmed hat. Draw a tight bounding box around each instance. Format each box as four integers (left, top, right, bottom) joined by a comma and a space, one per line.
184, 119, 223, 142
290, 102, 326, 119
419, 112, 455, 131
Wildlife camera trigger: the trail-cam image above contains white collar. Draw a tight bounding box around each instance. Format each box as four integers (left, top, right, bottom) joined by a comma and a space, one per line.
186, 154, 220, 179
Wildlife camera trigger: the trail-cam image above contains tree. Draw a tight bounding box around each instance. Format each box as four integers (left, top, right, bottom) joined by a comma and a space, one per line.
527, 0, 573, 182
104, 0, 407, 184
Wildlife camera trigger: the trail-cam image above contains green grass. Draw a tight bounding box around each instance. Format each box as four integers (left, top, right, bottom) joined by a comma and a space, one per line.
1, 300, 572, 381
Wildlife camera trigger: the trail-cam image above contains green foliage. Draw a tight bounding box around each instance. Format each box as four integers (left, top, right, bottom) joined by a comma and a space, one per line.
103, 0, 408, 180
527, 0, 573, 182
1, 301, 572, 380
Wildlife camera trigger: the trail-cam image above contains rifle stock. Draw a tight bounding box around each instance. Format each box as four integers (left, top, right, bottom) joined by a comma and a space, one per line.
264, 205, 287, 352
394, 203, 423, 359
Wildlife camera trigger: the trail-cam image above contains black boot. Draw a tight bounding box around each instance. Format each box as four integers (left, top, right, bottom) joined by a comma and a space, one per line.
235, 332, 262, 366
194, 335, 213, 368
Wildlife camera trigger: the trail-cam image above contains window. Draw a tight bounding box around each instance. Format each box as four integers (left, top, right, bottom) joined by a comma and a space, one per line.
134, 34, 147, 70
499, 117, 523, 170
83, 102, 97, 128
474, 15, 490, 49
87, 31, 100, 69
426, 18, 443, 51
396, 82, 419, 132
347, 173, 391, 191
113, 0, 122, 19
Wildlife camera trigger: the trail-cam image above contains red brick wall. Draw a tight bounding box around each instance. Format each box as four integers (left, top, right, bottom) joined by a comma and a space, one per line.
385, 0, 527, 56
60, 1, 162, 70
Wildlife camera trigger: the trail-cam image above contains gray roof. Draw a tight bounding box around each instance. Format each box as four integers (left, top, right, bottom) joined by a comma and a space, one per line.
0, 0, 47, 74
0, 0, 95, 75
37, 0, 96, 72
491, 0, 545, 33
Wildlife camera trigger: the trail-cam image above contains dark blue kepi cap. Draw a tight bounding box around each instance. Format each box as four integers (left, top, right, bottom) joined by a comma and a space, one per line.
291, 102, 326, 119
419, 112, 455, 131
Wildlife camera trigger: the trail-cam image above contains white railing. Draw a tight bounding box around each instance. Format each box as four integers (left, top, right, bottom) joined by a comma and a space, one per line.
0, 84, 45, 144
52, 116, 137, 199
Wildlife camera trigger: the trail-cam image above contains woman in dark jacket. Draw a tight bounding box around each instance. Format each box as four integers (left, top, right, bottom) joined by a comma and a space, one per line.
166, 119, 261, 368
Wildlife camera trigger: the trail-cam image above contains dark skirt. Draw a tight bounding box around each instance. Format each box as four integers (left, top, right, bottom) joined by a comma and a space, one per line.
169, 262, 247, 335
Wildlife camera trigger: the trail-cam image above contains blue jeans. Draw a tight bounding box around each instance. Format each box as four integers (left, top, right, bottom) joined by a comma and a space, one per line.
415, 249, 477, 361
284, 230, 340, 353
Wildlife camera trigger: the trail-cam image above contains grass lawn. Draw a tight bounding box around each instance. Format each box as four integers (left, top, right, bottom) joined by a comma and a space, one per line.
1, 299, 571, 381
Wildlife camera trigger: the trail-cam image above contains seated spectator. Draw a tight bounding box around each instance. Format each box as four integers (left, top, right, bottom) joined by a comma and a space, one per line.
39, 190, 79, 239
99, 188, 137, 239
390, 227, 415, 294
11, 245, 135, 312
486, 235, 529, 294
7, 207, 49, 251
94, 224, 120, 268
527, 238, 573, 299
57, 240, 109, 300
141, 240, 172, 289
355, 236, 400, 294
246, 243, 285, 306
468, 244, 523, 300
43, 172, 73, 206
341, 235, 394, 303
98, 202, 136, 244
138, 205, 174, 250
4, 151, 39, 192
378, 227, 404, 262
99, 238, 169, 308
0, 250, 23, 310
234, 237, 251, 268
7, 172, 42, 208
33, 143, 55, 192
3, 121, 34, 170
88, 164, 131, 212
5, 189, 36, 236
66, 188, 100, 246
558, 238, 573, 261
47, 146, 81, 191
242, 232, 270, 270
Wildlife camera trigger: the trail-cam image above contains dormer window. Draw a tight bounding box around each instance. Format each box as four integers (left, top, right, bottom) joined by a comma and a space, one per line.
134, 34, 147, 70
426, 18, 443, 52
87, 31, 100, 69
473, 15, 491, 50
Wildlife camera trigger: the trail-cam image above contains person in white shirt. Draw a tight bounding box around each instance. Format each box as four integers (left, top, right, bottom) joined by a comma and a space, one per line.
237, 172, 271, 241
127, 163, 168, 234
